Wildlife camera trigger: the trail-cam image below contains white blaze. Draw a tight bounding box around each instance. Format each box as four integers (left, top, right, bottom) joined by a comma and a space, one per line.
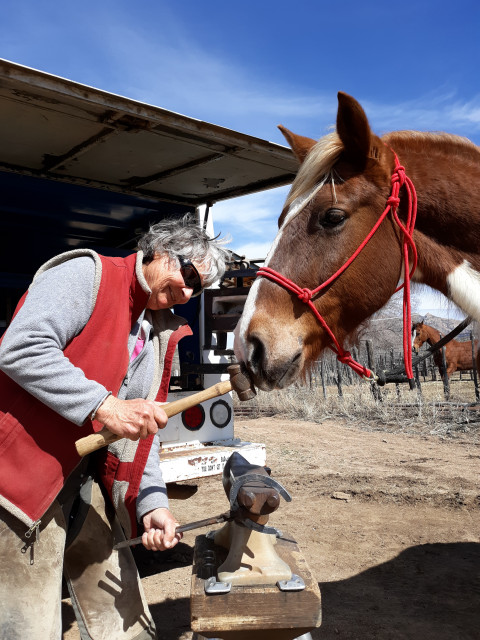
234, 186, 318, 361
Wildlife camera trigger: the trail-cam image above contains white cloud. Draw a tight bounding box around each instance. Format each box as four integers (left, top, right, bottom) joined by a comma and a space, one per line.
6, 6, 480, 145
210, 187, 288, 257
411, 284, 465, 319
101, 24, 334, 140
104, 24, 480, 143
364, 90, 480, 141
229, 240, 276, 261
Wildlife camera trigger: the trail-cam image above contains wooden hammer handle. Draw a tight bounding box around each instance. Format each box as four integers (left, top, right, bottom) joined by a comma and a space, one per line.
75, 379, 233, 457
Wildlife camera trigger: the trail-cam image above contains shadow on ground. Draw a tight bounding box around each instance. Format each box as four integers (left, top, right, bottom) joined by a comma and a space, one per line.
314, 542, 480, 640
132, 541, 194, 578
63, 542, 480, 640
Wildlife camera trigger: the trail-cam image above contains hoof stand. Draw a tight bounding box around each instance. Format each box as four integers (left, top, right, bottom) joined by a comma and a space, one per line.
214, 520, 292, 586
190, 533, 321, 640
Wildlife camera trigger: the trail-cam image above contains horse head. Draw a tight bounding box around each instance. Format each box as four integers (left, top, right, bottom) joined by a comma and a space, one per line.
412, 321, 426, 353
234, 93, 407, 390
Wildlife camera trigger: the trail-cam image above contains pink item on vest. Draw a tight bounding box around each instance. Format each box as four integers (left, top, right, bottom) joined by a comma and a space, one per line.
130, 337, 145, 361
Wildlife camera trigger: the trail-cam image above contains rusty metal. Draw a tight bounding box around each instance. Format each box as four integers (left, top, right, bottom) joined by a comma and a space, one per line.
113, 510, 234, 550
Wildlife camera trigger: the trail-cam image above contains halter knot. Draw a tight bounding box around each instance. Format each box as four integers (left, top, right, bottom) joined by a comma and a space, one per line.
336, 350, 352, 364
298, 288, 312, 303
391, 164, 406, 187
387, 195, 401, 208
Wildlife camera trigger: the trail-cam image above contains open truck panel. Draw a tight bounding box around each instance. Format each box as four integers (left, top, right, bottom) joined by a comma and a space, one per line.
0, 59, 297, 481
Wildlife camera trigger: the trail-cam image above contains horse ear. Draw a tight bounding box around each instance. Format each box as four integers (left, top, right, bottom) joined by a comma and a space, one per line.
336, 92, 372, 166
278, 125, 316, 164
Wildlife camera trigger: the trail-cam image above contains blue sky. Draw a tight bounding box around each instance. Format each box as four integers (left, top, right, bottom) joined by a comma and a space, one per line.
2, 0, 479, 316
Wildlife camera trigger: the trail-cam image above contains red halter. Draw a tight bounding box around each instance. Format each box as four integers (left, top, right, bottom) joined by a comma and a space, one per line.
256, 152, 418, 385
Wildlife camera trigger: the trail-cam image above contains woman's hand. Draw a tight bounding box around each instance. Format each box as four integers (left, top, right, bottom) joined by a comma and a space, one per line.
94, 395, 167, 440
141, 508, 183, 551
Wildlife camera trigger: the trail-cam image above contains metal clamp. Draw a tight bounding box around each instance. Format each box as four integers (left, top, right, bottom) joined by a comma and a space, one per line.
277, 573, 306, 592
204, 576, 232, 595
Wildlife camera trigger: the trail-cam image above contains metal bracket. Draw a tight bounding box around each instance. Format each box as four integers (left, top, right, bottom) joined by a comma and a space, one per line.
277, 574, 306, 592
204, 576, 232, 595
205, 529, 217, 541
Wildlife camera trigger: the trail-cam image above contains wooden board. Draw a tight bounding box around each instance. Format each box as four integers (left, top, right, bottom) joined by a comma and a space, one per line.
190, 533, 321, 640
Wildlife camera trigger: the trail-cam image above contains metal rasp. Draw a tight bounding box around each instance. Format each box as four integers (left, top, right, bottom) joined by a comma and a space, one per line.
113, 510, 234, 550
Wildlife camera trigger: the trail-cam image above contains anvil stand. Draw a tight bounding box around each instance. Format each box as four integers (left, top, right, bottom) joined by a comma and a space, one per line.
190, 452, 321, 640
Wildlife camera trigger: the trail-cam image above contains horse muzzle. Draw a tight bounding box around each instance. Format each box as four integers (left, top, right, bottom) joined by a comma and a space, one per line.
234, 328, 304, 391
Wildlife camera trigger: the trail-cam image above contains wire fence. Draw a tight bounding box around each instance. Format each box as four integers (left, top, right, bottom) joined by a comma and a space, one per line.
307, 333, 480, 403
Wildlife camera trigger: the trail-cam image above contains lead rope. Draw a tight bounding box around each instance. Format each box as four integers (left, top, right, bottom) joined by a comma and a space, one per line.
257, 153, 418, 386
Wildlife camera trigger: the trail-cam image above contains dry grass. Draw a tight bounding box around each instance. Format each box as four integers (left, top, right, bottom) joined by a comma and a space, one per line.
234, 374, 480, 442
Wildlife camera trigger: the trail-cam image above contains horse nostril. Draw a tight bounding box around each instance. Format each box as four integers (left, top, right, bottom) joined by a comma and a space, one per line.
249, 335, 265, 373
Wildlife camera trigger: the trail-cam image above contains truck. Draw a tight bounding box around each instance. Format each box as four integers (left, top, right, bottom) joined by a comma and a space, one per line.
0, 58, 297, 484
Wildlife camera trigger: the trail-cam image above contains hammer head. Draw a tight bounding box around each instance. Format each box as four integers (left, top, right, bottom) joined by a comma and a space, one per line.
227, 363, 256, 401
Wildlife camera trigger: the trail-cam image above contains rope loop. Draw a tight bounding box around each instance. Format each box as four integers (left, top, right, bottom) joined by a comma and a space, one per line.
336, 350, 352, 364
298, 288, 312, 303
386, 195, 400, 208
392, 163, 406, 186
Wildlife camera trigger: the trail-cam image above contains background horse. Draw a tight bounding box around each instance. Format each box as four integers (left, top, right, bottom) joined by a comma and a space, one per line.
234, 92, 480, 390
412, 321, 477, 379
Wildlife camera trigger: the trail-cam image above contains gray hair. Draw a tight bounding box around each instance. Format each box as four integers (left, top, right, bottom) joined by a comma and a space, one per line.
137, 213, 231, 288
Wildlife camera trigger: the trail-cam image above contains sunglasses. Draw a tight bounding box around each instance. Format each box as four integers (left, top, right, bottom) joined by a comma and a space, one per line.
178, 255, 203, 297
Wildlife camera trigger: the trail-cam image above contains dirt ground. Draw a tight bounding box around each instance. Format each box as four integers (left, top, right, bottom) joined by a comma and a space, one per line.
62, 415, 480, 640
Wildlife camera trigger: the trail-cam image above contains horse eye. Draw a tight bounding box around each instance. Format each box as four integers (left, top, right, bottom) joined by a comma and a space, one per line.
319, 208, 346, 230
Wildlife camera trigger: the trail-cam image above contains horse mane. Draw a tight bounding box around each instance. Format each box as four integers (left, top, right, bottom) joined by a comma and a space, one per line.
383, 131, 480, 164
383, 130, 478, 151
285, 129, 480, 211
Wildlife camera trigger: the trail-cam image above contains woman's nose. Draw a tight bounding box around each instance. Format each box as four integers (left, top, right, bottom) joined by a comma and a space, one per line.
182, 287, 193, 301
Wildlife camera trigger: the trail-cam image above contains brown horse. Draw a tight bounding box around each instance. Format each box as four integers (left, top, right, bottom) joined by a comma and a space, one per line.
412, 321, 477, 379
234, 92, 480, 390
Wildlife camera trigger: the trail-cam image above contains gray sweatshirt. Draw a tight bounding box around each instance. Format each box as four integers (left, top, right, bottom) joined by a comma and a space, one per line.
0, 256, 168, 520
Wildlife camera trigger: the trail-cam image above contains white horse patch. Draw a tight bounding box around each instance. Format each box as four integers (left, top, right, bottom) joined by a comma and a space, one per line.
447, 261, 480, 323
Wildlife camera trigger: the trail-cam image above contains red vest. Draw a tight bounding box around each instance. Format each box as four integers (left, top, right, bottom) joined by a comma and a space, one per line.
0, 252, 191, 530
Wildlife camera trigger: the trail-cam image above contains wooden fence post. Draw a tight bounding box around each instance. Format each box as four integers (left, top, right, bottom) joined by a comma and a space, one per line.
440, 345, 450, 400
335, 359, 343, 397
470, 331, 479, 402
421, 357, 427, 380
320, 359, 327, 399
366, 340, 382, 402
390, 348, 400, 398
414, 362, 422, 394
352, 346, 360, 384
345, 359, 354, 386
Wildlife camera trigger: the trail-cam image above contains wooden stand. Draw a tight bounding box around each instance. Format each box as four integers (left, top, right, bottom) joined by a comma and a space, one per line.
190, 533, 321, 640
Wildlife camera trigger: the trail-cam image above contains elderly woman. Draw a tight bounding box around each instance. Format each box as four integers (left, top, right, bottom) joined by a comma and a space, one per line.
0, 214, 230, 640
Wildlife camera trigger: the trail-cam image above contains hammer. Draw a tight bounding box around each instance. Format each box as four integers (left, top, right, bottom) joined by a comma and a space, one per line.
75, 363, 255, 457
